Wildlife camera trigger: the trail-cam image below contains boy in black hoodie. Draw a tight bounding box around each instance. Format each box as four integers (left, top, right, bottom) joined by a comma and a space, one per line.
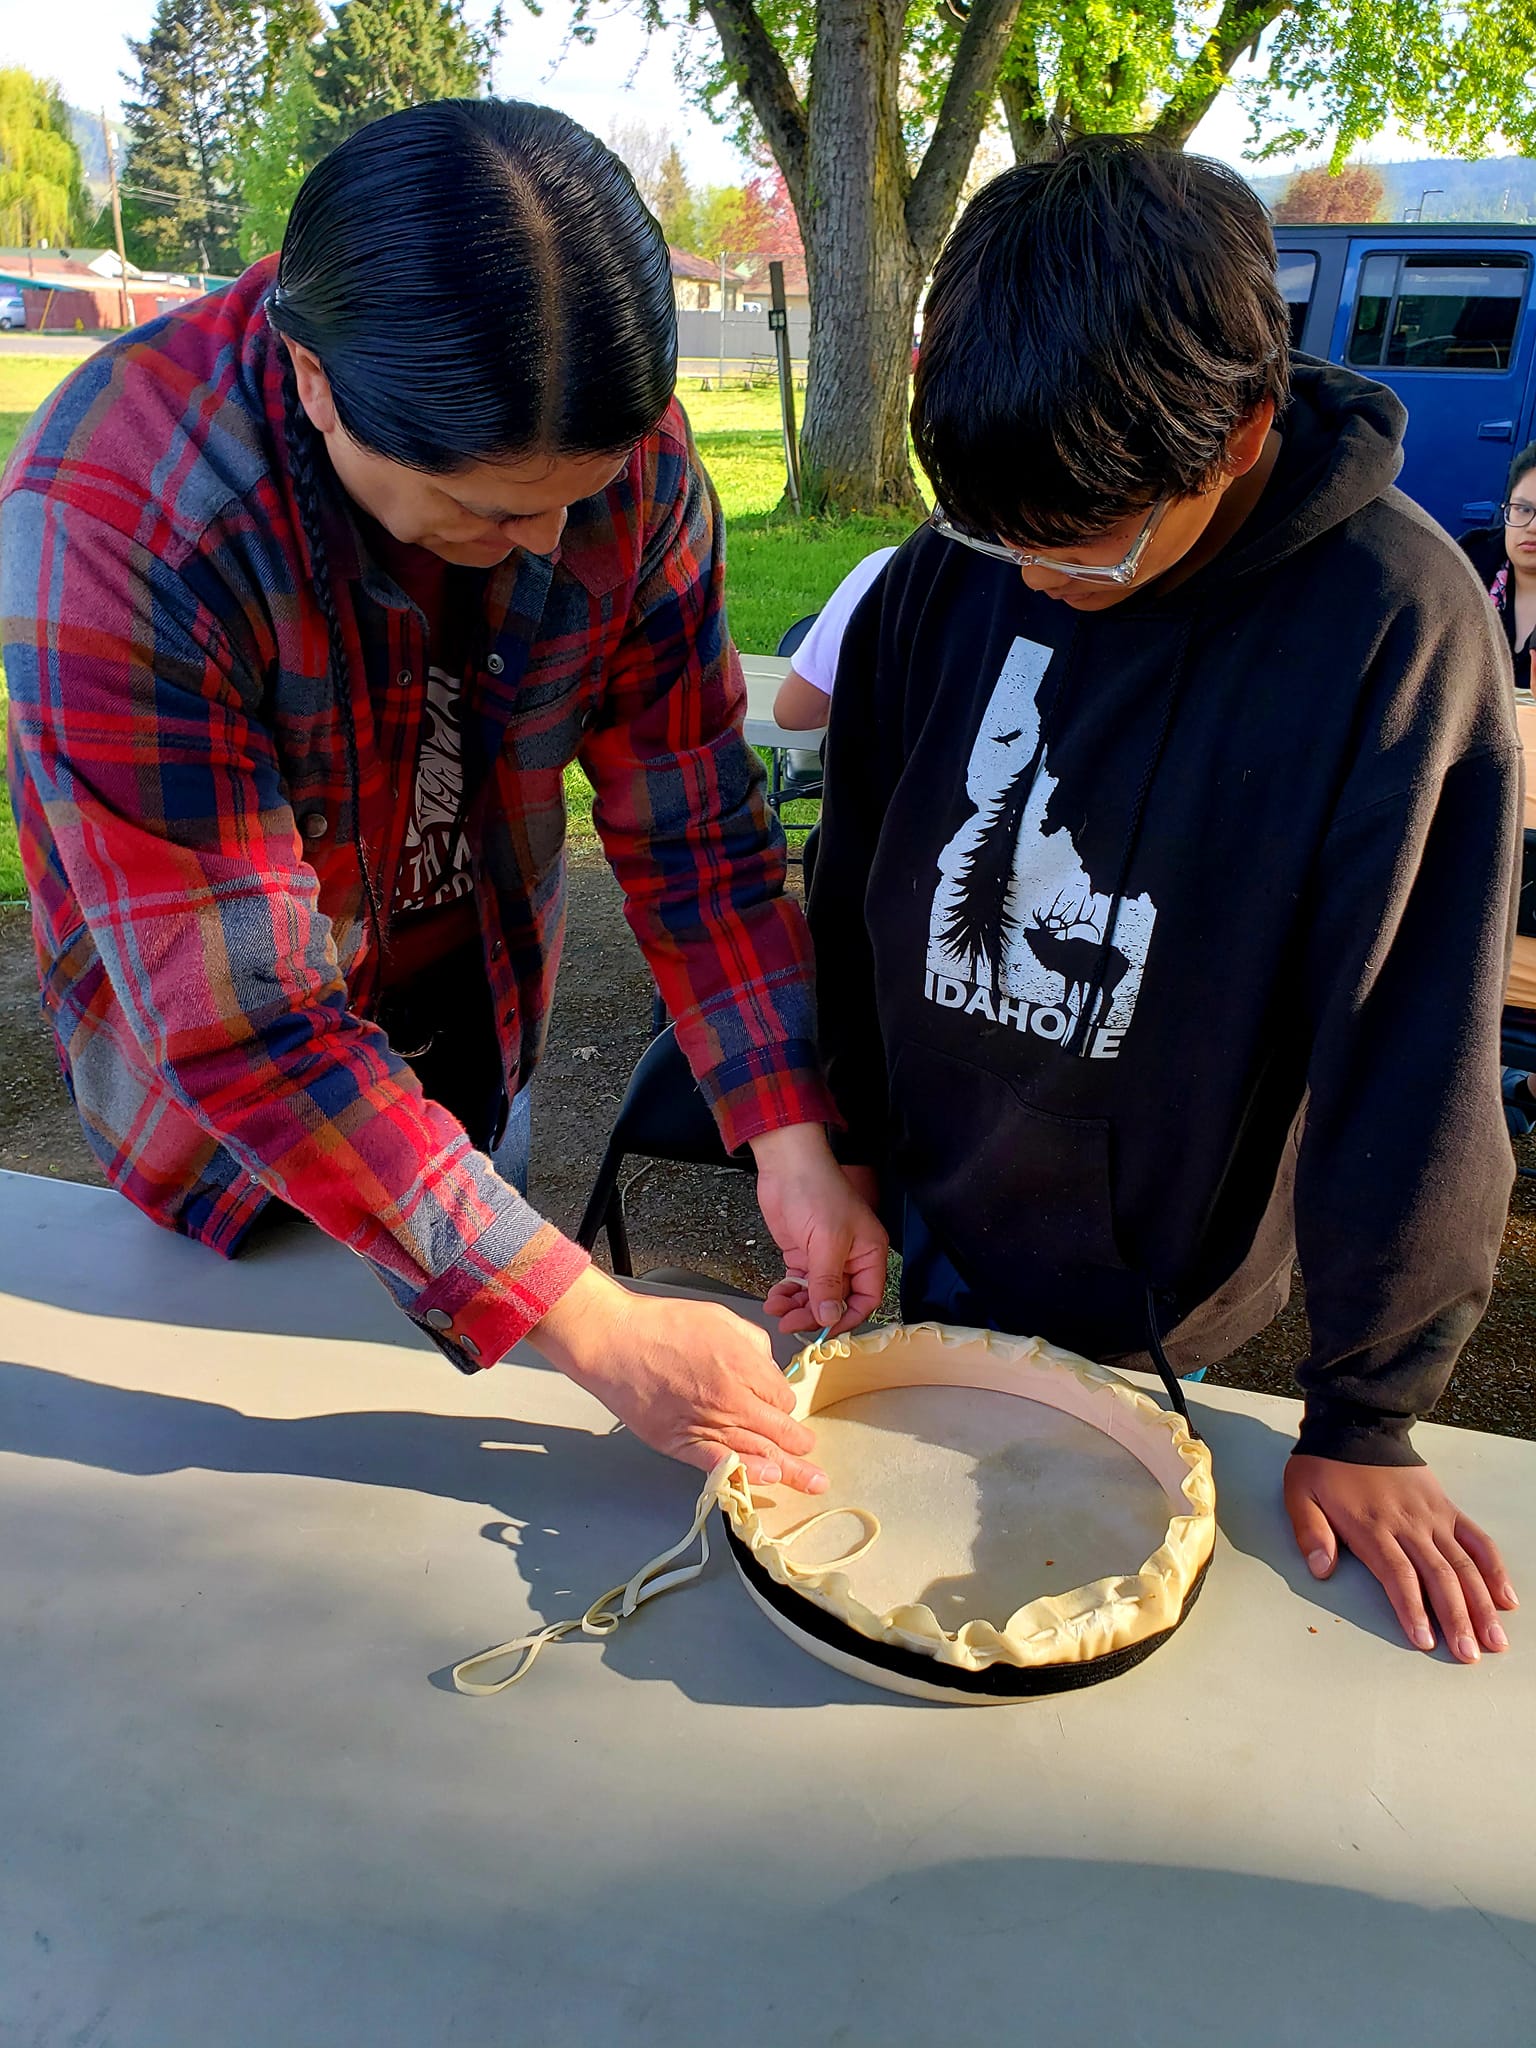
787, 137, 1520, 1663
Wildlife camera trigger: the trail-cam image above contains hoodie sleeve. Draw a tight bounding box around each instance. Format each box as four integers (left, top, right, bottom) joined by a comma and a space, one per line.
808, 573, 900, 1166
1292, 592, 1520, 1466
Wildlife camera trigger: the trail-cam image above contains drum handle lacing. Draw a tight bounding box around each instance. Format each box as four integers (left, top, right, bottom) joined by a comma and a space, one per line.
451, 1455, 737, 1695
452, 1328, 885, 1696
450, 1455, 883, 1696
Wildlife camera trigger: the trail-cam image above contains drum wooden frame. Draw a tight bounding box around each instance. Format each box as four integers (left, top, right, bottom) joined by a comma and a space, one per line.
719, 1322, 1216, 1704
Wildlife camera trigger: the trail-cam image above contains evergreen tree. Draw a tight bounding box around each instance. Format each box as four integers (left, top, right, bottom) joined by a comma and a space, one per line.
123, 0, 256, 273
0, 70, 90, 246
652, 143, 694, 247
246, 0, 325, 108
312, 0, 502, 145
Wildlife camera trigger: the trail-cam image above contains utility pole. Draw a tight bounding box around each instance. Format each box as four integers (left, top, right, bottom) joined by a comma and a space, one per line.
718, 249, 727, 392
102, 111, 130, 330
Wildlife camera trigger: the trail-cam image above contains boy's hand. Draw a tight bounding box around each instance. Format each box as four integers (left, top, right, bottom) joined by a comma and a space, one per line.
1285, 1455, 1518, 1660
750, 1126, 887, 1335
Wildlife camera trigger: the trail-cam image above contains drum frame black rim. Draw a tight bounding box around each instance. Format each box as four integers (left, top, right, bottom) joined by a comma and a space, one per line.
725, 1522, 1213, 1698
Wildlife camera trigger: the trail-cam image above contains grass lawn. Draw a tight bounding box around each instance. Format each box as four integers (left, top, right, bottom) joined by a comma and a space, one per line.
0, 356, 76, 471
0, 361, 917, 896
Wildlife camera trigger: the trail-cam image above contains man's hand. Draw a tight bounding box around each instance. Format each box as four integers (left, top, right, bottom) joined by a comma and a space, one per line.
749, 1125, 887, 1335
531, 1268, 825, 1492
1285, 1455, 1518, 1660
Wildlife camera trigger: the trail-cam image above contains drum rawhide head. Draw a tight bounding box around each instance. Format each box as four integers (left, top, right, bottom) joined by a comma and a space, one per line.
720, 1321, 1215, 1704
451, 1319, 1214, 1704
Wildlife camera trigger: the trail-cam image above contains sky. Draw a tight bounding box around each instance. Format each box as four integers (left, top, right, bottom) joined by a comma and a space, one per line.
2, 0, 1454, 190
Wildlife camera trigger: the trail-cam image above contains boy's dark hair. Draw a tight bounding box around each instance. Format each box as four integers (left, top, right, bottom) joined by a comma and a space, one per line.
912, 135, 1291, 547
1508, 442, 1536, 497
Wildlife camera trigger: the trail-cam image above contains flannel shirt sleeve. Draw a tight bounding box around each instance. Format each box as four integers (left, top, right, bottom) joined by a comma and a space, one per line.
579, 412, 838, 1151
1, 492, 586, 1366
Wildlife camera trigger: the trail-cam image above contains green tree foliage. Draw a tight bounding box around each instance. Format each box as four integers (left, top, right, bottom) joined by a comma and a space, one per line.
997, 0, 1536, 164
690, 180, 775, 263
0, 70, 90, 246
1272, 162, 1386, 222
234, 40, 323, 257
311, 0, 502, 144
570, 0, 1536, 510
123, 0, 254, 272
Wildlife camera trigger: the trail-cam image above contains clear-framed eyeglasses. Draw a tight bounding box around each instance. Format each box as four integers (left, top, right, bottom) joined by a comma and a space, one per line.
1501, 500, 1536, 528
930, 496, 1171, 587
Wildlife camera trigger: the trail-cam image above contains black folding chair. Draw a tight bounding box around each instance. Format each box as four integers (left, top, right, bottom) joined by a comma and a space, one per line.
802, 819, 822, 900
766, 614, 825, 838
575, 1024, 753, 1274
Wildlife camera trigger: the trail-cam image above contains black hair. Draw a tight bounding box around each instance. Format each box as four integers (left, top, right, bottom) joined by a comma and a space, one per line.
268, 100, 675, 951
1508, 442, 1536, 499
912, 134, 1292, 547
270, 98, 676, 468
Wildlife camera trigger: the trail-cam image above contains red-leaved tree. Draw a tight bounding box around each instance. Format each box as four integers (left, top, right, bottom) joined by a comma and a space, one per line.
1272, 163, 1386, 223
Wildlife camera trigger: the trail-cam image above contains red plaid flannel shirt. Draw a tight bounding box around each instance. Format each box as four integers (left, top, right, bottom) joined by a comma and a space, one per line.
1, 259, 834, 1367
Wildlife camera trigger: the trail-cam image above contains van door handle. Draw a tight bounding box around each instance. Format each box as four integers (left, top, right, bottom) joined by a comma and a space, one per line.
1478, 419, 1515, 440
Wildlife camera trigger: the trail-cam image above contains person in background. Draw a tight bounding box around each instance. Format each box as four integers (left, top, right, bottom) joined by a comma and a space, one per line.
799, 136, 1520, 1663
1459, 442, 1536, 691
771, 548, 899, 736
2, 101, 886, 1497
1461, 448, 1536, 1134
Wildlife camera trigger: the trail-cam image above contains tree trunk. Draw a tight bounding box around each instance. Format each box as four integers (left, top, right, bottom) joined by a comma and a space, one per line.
998, 38, 1061, 164
1150, 0, 1291, 148
700, 0, 1019, 514
798, 0, 924, 513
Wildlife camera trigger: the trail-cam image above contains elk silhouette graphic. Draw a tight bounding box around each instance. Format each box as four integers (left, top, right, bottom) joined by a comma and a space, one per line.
1023, 892, 1131, 1042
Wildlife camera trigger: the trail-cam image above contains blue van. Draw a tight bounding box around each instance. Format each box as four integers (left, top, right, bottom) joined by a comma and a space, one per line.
1273, 221, 1536, 537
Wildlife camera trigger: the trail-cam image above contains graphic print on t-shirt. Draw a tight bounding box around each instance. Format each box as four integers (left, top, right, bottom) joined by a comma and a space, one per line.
925, 636, 1156, 1059
398, 665, 474, 914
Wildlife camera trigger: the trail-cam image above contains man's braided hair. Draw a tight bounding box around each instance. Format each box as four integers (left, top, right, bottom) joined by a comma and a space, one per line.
277, 344, 385, 945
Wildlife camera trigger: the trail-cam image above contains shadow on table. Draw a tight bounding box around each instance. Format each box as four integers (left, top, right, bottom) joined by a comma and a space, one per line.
0, 1355, 1436, 1714
6, 1834, 1532, 2042
0, 1357, 859, 1709
607, 1853, 1535, 2043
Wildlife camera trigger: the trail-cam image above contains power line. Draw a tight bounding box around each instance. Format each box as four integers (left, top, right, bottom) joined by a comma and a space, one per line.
120, 183, 244, 220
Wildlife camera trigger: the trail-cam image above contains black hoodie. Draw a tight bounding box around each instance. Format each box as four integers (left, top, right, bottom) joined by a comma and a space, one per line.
810, 359, 1520, 1466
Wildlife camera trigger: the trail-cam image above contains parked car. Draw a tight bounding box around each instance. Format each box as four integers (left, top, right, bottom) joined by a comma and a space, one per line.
1273, 221, 1536, 535
0, 292, 26, 332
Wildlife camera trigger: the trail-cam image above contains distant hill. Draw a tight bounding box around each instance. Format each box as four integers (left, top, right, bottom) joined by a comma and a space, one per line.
67, 106, 126, 192
1247, 156, 1536, 223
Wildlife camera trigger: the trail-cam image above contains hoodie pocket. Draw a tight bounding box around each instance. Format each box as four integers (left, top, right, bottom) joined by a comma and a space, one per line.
890, 1039, 1135, 1335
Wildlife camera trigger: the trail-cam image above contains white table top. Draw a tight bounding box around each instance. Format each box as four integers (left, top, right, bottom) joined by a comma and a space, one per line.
3, 1168, 1533, 2046
741, 651, 805, 750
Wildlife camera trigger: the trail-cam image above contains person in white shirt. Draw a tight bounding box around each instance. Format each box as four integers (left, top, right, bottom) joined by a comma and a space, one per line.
772, 548, 898, 733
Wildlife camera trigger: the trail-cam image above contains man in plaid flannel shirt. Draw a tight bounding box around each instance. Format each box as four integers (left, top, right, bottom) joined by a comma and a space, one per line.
1, 256, 886, 1493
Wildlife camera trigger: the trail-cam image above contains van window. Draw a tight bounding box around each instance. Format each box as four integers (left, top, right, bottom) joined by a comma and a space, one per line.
1276, 252, 1317, 349
1347, 254, 1398, 366
1348, 252, 1528, 371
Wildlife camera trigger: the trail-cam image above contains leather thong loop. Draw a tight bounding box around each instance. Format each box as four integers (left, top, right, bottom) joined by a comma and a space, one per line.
1144, 1287, 1201, 1441
451, 1456, 735, 1696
